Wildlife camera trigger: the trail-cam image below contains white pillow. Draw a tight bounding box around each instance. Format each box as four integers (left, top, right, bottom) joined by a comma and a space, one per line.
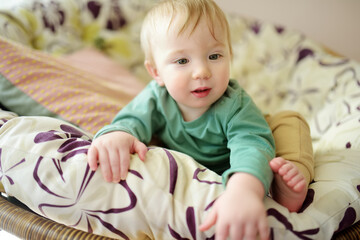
1, 110, 359, 239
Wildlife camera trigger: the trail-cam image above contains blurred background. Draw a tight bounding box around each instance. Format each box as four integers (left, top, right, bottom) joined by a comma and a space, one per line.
215, 0, 360, 61
1, 0, 359, 61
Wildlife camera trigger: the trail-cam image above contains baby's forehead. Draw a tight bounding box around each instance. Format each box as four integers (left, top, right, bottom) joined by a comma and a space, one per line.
163, 14, 227, 40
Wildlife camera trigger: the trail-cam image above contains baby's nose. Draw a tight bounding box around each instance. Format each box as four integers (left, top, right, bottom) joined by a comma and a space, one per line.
193, 63, 211, 80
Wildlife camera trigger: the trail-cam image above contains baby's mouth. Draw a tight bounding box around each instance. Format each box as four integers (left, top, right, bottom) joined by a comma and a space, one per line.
191, 87, 211, 98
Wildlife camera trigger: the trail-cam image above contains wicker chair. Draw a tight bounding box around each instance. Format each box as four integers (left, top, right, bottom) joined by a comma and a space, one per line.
0, 195, 114, 240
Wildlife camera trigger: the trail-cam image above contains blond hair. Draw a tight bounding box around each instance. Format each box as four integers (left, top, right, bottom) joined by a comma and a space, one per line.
140, 0, 232, 64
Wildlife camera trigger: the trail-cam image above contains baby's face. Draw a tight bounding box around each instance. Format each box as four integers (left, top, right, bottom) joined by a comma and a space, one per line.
150, 16, 231, 122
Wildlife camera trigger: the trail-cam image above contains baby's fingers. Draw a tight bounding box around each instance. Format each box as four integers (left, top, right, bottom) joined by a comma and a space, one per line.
97, 148, 113, 182
258, 218, 270, 240
229, 225, 244, 240
108, 149, 121, 183
132, 139, 148, 161
119, 150, 131, 181
243, 224, 257, 240
200, 208, 230, 240
199, 208, 217, 232
87, 145, 99, 171
215, 222, 229, 240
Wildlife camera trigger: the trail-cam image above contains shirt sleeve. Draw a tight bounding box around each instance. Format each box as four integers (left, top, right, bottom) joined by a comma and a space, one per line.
222, 89, 275, 194
94, 82, 164, 143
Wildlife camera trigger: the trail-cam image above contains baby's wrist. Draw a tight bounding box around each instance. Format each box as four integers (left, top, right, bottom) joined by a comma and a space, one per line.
227, 172, 265, 197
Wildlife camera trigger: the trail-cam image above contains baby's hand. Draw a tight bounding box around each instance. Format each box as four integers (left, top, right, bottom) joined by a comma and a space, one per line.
199, 173, 269, 240
87, 131, 147, 183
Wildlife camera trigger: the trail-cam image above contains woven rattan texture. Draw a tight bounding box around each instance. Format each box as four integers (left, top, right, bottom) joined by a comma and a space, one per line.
0, 196, 115, 240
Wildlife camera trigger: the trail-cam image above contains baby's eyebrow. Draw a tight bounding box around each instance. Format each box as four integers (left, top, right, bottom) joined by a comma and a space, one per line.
165, 49, 187, 60
212, 41, 227, 49
168, 49, 186, 56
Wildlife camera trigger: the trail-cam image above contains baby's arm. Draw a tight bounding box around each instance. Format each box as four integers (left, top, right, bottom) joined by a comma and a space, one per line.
88, 131, 148, 183
200, 172, 269, 240
199, 87, 274, 239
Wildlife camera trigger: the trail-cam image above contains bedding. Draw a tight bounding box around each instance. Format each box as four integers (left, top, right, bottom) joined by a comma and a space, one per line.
0, 38, 137, 135
0, 0, 360, 239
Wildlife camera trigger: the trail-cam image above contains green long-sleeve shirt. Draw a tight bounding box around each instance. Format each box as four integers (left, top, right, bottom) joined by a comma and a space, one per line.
95, 79, 275, 191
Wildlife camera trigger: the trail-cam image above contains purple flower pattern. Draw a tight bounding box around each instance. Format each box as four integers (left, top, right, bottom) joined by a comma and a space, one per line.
87, 1, 102, 19
296, 48, 314, 63
193, 168, 221, 185
268, 208, 320, 239
164, 148, 178, 194
32, 1, 65, 33
335, 207, 357, 234
30, 124, 145, 239
298, 189, 315, 213
106, 0, 127, 30
250, 21, 261, 34
0, 118, 8, 128
310, 62, 360, 149
168, 206, 215, 240
87, 0, 127, 30
0, 149, 25, 186
19, 126, 216, 239
287, 76, 319, 113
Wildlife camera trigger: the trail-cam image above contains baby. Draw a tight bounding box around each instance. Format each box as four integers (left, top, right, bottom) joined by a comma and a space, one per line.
88, 0, 313, 239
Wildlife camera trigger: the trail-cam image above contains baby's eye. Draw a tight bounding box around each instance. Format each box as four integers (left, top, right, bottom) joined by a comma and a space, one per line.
209, 54, 221, 60
176, 58, 189, 64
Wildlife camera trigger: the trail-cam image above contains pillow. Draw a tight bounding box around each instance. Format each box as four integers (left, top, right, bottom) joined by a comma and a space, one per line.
0, 36, 138, 135
0, 109, 359, 239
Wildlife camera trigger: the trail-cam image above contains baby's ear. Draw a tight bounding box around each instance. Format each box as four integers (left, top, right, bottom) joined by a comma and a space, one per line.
144, 60, 164, 86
